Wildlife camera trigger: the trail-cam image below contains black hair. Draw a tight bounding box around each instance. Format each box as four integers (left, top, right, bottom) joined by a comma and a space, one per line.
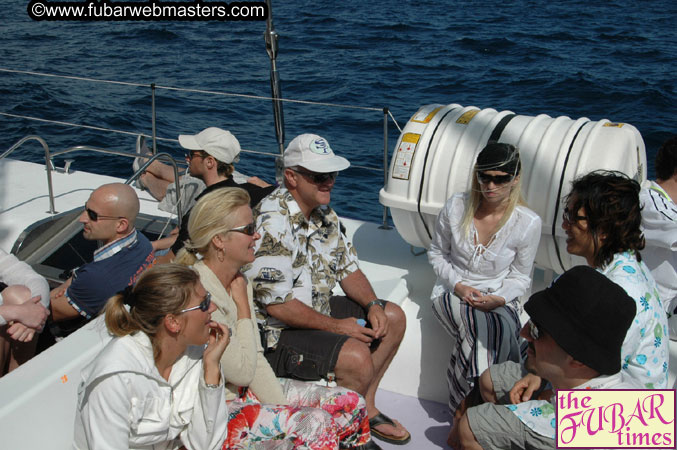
655, 136, 677, 181
566, 170, 644, 268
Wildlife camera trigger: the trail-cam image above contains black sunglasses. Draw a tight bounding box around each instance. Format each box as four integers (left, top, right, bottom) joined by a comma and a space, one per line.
228, 222, 257, 236
476, 172, 514, 185
562, 207, 588, 224
185, 150, 207, 161
84, 206, 124, 222
292, 168, 338, 184
180, 291, 212, 313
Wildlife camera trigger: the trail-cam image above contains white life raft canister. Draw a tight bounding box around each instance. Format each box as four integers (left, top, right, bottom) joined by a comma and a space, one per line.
378, 103, 646, 273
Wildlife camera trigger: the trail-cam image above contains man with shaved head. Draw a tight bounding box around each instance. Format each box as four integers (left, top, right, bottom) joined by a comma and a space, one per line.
49, 183, 155, 337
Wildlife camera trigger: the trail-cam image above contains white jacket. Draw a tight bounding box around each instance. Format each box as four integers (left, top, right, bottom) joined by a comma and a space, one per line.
73, 332, 227, 450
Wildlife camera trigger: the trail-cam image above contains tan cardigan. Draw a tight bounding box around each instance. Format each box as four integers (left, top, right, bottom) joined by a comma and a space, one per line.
194, 260, 287, 404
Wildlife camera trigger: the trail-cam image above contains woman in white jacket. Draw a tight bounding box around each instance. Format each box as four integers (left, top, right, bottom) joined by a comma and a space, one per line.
175, 188, 374, 450
427, 143, 541, 428
73, 263, 231, 450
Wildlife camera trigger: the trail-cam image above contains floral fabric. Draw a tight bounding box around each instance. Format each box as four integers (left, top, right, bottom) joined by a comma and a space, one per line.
601, 251, 669, 389
244, 187, 359, 348
224, 378, 370, 449
506, 372, 634, 439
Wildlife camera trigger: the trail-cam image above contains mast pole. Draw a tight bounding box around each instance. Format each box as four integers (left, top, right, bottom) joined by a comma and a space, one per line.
264, 0, 285, 181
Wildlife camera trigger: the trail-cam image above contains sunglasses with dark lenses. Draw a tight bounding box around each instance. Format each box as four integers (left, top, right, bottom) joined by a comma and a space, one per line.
527, 319, 541, 340
562, 207, 588, 224
185, 151, 207, 161
180, 291, 212, 313
84, 206, 124, 222
293, 169, 338, 184
228, 222, 257, 236
476, 172, 514, 185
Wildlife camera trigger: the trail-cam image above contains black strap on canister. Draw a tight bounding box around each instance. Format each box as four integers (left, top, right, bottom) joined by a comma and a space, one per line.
551, 120, 590, 272
487, 113, 516, 144
416, 108, 459, 240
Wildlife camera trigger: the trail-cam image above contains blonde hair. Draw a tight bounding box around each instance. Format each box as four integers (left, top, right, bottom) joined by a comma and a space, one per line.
174, 187, 251, 266
104, 264, 199, 359
460, 164, 526, 239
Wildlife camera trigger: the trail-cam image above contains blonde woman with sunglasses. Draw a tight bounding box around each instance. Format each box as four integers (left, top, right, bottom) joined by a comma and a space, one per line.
175, 188, 375, 450
73, 264, 230, 450
427, 142, 541, 439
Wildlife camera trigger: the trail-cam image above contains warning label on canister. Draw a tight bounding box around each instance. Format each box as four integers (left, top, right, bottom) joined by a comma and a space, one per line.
412, 105, 443, 123
392, 133, 420, 180
456, 109, 479, 124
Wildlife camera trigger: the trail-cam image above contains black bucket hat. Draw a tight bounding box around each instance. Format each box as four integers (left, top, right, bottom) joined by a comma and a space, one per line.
524, 266, 636, 375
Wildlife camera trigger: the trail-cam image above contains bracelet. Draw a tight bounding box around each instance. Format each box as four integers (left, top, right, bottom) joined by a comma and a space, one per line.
366, 299, 387, 310
205, 383, 220, 389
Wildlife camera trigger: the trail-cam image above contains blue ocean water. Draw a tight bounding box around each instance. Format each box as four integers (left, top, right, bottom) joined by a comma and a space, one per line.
1, 0, 675, 223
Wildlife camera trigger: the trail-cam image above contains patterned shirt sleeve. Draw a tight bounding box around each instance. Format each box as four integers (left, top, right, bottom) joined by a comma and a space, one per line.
334, 221, 360, 281
246, 209, 297, 307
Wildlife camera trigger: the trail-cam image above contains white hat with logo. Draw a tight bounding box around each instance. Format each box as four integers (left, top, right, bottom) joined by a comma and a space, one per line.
283, 134, 350, 173
178, 127, 241, 164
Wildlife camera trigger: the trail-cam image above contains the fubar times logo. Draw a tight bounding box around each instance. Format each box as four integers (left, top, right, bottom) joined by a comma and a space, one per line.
556, 389, 675, 448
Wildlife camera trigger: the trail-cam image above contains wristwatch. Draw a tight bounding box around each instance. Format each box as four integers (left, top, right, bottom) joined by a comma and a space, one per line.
366, 299, 387, 310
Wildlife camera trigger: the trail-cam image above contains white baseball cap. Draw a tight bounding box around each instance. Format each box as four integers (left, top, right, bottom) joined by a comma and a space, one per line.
283, 134, 350, 173
178, 127, 241, 164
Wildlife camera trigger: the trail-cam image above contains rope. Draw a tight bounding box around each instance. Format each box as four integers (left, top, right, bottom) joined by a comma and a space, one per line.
1, 67, 397, 172
0, 111, 176, 140
0, 67, 388, 113
1, 111, 384, 172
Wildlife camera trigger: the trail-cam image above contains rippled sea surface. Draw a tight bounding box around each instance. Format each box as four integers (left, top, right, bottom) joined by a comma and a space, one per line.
1, 0, 675, 222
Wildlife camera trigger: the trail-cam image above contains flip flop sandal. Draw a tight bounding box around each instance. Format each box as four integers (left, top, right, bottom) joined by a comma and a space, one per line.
369, 412, 411, 445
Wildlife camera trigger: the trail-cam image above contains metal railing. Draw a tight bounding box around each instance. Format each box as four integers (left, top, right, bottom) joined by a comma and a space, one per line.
2, 137, 184, 224
1, 67, 400, 228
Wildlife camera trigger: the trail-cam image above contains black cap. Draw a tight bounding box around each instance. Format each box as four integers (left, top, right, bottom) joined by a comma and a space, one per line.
525, 266, 636, 375
475, 142, 521, 176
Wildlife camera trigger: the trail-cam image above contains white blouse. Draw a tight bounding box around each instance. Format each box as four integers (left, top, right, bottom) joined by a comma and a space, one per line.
428, 193, 542, 304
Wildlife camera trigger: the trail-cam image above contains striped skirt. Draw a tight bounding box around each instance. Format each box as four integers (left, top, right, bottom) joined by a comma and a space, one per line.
432, 291, 522, 413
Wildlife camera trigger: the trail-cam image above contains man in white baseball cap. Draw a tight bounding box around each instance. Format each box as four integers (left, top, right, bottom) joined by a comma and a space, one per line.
164, 127, 275, 256
245, 133, 410, 446
135, 127, 274, 259
178, 127, 241, 167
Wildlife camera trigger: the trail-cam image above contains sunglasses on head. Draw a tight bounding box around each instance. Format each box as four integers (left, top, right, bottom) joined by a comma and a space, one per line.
84, 206, 124, 222
476, 172, 514, 185
292, 168, 338, 184
228, 222, 257, 236
562, 207, 587, 224
180, 291, 212, 313
527, 319, 542, 340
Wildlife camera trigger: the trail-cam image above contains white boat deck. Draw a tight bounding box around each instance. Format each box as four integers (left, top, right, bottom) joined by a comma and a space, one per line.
1, 157, 675, 449
0, 157, 455, 448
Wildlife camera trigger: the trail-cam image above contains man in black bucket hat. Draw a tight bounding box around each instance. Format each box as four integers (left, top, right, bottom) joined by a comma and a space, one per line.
451, 266, 637, 450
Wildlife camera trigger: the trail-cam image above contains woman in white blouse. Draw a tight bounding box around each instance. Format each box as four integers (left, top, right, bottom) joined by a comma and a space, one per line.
427, 142, 541, 429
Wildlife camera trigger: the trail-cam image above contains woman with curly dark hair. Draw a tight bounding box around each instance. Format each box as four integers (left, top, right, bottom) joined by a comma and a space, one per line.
504, 171, 669, 408
483, 171, 671, 442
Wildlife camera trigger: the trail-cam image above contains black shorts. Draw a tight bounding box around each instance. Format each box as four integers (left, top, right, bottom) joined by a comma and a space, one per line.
264, 295, 372, 381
